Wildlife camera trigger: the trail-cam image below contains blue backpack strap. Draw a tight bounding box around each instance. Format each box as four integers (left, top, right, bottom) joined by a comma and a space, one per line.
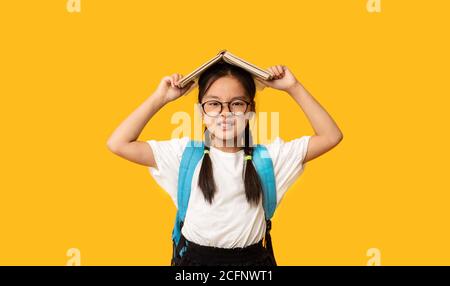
253, 144, 277, 265
253, 144, 277, 220
172, 140, 204, 246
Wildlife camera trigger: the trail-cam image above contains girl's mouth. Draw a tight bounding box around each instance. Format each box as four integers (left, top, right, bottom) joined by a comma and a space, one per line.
218, 122, 234, 131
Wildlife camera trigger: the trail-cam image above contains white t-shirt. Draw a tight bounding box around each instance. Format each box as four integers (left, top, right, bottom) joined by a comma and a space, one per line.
147, 136, 311, 248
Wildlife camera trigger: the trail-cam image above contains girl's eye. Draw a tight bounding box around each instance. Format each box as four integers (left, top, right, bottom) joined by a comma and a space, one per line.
207, 102, 220, 107
231, 101, 245, 107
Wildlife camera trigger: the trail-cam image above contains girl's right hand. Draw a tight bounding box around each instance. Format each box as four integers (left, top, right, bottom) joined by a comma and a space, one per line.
156, 74, 197, 103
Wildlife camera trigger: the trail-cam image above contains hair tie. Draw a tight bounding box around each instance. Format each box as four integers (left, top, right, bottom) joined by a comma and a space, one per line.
204, 149, 210, 155
244, 155, 252, 161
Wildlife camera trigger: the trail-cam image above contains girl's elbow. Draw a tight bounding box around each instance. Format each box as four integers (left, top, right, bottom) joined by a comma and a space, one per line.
107, 140, 123, 155
336, 132, 344, 143
328, 132, 343, 147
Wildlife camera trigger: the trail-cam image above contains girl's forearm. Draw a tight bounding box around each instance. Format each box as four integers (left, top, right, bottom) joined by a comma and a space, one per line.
107, 91, 168, 148
287, 83, 343, 142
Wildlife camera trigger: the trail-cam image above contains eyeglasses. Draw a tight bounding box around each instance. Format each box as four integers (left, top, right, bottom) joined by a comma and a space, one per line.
201, 99, 252, 117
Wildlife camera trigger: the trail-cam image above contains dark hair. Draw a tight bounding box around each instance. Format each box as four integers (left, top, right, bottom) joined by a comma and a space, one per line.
197, 62, 263, 206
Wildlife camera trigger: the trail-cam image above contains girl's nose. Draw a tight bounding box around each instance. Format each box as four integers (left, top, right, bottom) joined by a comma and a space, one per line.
220, 103, 232, 116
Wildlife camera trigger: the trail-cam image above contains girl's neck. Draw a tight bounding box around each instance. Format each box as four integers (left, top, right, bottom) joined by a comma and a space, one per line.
212, 145, 243, 153
210, 138, 244, 153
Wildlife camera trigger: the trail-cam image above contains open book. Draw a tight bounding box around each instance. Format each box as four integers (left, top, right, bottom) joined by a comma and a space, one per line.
177, 50, 273, 90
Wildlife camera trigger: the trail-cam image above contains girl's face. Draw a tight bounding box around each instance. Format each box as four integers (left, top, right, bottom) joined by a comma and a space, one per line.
200, 76, 253, 144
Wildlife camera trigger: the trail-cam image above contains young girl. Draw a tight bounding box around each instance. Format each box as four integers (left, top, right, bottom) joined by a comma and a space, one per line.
107, 62, 343, 266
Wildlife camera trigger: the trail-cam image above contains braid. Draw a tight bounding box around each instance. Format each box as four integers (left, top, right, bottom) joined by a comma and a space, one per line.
198, 128, 216, 204
243, 124, 263, 206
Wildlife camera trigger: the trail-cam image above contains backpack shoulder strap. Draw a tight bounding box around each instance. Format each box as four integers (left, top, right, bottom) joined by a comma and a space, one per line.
253, 144, 278, 265
172, 140, 204, 245
253, 144, 277, 220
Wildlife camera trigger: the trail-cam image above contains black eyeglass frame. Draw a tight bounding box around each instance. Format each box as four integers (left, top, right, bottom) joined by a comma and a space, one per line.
200, 99, 253, 117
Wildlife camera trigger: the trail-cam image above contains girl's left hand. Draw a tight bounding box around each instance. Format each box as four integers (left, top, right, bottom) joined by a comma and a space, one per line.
256, 65, 300, 92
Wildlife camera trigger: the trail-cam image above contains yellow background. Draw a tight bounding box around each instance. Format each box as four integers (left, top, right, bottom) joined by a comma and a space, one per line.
1, 0, 449, 265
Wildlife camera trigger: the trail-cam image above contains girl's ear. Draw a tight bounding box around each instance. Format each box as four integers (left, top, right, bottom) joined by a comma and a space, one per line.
195, 103, 203, 118
246, 110, 256, 120
244, 101, 255, 120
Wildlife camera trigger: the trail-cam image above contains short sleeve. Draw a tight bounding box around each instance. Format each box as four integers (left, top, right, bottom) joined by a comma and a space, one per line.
146, 137, 190, 208
265, 136, 311, 206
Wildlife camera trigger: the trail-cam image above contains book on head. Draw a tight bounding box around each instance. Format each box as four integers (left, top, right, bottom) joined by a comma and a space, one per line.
176, 50, 273, 90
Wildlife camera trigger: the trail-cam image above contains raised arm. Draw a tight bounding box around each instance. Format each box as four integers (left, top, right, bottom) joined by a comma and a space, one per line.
106, 74, 196, 167
286, 81, 343, 163
257, 65, 343, 163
